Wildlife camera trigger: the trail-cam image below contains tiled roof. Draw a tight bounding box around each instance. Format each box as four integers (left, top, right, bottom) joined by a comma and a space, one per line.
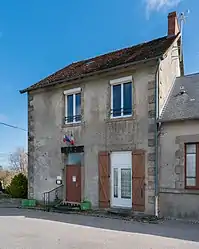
160, 73, 199, 122
20, 35, 177, 93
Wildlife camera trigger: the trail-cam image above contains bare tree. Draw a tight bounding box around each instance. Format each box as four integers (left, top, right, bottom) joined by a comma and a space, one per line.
0, 168, 11, 188
9, 148, 28, 175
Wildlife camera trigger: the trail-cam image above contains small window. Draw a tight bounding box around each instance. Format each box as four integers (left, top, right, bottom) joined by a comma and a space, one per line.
113, 168, 118, 198
67, 153, 83, 165
110, 77, 133, 118
121, 168, 131, 199
64, 88, 81, 124
185, 143, 199, 189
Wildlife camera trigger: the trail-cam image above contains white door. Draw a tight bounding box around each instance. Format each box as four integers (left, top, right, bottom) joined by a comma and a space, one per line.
111, 152, 132, 208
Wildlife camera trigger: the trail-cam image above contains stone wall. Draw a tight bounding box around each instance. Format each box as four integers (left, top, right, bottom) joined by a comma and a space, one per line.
28, 63, 158, 212
159, 121, 199, 219
147, 79, 156, 213
27, 53, 182, 215
28, 93, 35, 199
0, 198, 22, 208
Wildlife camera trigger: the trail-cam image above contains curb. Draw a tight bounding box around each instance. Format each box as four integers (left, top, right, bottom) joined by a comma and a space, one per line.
18, 207, 199, 225
163, 216, 199, 225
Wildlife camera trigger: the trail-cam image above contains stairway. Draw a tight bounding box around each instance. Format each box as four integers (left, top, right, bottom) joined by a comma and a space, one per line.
52, 201, 81, 212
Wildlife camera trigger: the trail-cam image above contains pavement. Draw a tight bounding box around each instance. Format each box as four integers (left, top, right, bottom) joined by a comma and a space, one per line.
0, 208, 199, 249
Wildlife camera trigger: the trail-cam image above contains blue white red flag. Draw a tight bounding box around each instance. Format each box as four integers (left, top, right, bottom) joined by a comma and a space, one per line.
63, 134, 74, 145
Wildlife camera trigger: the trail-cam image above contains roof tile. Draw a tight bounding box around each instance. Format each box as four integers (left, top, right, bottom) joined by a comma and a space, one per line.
20, 35, 177, 93
160, 73, 199, 122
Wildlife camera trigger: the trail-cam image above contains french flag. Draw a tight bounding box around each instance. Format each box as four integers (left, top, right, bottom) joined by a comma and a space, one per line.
63, 134, 74, 145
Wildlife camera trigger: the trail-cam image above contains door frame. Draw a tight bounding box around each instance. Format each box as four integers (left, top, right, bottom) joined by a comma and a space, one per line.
65, 164, 82, 203
110, 151, 132, 208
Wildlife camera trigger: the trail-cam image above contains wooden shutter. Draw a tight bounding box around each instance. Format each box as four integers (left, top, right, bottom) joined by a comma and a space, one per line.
98, 152, 110, 208
132, 150, 145, 212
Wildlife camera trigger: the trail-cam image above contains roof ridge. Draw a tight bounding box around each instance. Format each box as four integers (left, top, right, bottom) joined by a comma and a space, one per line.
175, 72, 199, 82
182, 72, 199, 78
73, 35, 168, 64
41, 36, 169, 81
20, 35, 177, 93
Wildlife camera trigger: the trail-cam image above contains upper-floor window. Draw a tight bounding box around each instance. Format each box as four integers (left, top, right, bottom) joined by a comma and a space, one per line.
64, 88, 81, 124
185, 143, 199, 189
110, 76, 133, 118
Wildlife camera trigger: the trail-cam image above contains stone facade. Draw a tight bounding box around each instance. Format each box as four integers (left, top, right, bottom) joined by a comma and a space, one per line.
147, 79, 156, 212
28, 94, 35, 199
159, 121, 199, 219
28, 64, 156, 212
27, 37, 181, 215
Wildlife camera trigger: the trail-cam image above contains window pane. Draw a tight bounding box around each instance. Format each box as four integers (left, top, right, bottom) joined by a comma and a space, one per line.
75, 93, 81, 122
121, 168, 131, 199
67, 94, 73, 123
67, 153, 83, 165
186, 178, 196, 186
113, 168, 118, 198
186, 144, 196, 153
123, 82, 132, 116
186, 154, 196, 177
112, 84, 121, 117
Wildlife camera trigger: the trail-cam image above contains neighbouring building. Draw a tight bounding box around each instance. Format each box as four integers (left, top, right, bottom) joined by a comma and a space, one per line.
20, 11, 182, 216
159, 73, 199, 219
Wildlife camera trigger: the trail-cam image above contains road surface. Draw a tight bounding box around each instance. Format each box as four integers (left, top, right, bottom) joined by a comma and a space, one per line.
0, 208, 199, 249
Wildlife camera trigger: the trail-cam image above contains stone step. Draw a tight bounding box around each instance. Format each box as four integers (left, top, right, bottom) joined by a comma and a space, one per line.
107, 208, 132, 217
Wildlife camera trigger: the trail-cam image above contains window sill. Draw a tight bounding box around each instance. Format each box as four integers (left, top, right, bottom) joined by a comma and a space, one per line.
106, 115, 134, 123
62, 122, 82, 128
160, 187, 199, 195
185, 186, 199, 191
111, 114, 132, 119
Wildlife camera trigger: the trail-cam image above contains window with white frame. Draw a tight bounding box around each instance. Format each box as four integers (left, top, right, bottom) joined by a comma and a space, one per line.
64, 88, 81, 123
185, 143, 199, 189
110, 76, 133, 118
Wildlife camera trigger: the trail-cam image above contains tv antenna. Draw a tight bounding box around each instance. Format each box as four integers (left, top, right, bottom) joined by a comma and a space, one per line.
179, 10, 190, 62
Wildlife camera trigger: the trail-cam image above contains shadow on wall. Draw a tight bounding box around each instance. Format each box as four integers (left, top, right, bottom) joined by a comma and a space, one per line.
0, 208, 199, 243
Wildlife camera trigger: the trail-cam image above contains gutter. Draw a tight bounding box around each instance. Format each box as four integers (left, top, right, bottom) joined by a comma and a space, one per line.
158, 117, 199, 123
19, 55, 162, 94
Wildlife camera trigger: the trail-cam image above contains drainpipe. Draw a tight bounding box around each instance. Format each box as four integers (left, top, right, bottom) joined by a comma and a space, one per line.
154, 57, 162, 218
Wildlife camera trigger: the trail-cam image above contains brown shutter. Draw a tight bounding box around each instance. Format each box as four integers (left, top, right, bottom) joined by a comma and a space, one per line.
98, 152, 110, 208
132, 150, 145, 212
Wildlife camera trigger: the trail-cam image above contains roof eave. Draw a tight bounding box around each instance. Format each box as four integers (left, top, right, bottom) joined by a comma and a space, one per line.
157, 117, 199, 123
20, 34, 180, 95
19, 55, 162, 94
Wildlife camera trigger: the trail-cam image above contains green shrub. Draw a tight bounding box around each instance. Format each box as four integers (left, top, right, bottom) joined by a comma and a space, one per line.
5, 185, 11, 195
8, 173, 28, 198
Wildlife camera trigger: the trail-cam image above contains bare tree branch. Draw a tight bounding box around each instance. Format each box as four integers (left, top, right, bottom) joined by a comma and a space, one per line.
9, 148, 28, 175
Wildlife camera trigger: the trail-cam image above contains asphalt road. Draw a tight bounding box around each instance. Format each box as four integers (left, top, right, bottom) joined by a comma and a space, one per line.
0, 208, 199, 249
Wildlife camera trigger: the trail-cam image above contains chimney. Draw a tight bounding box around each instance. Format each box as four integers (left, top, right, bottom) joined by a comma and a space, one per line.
168, 11, 180, 36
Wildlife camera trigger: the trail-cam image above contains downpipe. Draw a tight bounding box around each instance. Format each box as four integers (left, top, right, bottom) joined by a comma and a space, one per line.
154, 58, 162, 218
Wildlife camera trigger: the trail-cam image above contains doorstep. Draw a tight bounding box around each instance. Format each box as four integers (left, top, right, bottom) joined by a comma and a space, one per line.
107, 208, 133, 217
49, 207, 163, 224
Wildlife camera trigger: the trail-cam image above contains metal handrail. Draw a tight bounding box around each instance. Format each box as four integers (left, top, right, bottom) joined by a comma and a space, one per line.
43, 185, 63, 211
